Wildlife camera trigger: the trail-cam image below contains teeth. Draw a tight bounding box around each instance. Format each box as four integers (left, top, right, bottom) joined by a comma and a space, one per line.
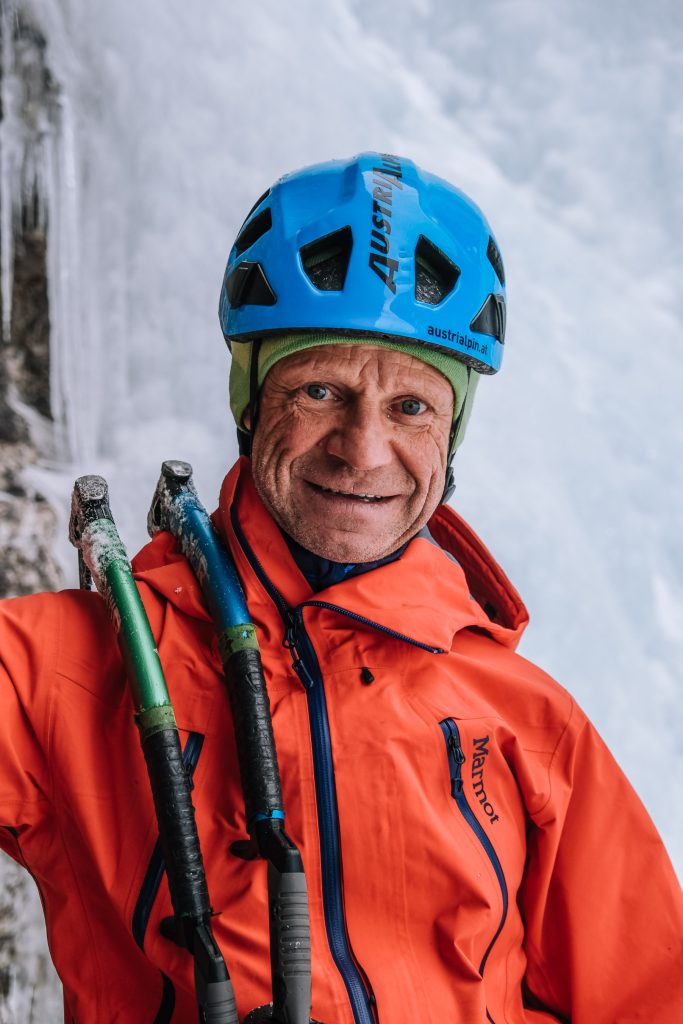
318, 485, 384, 501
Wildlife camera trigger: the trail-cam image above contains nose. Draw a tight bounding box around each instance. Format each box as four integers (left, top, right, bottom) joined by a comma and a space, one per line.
322, 399, 394, 472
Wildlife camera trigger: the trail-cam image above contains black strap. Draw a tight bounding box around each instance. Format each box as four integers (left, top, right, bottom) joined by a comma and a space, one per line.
442, 366, 472, 502
242, 338, 263, 457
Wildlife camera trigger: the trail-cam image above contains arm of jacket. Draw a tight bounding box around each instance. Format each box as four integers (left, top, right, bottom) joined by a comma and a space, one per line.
519, 705, 683, 1023
0, 590, 117, 852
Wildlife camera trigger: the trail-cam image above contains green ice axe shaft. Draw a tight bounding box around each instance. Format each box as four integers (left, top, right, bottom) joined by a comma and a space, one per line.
69, 475, 238, 1024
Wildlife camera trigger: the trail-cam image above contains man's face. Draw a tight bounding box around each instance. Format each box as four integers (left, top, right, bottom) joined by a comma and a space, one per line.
249, 344, 454, 563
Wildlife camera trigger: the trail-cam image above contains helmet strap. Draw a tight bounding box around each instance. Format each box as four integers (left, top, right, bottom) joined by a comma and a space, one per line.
442, 463, 456, 503
441, 366, 472, 503
237, 428, 252, 457
238, 338, 263, 457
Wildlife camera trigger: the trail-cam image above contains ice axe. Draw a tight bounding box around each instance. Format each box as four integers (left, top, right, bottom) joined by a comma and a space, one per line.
70, 474, 238, 1024
148, 459, 323, 1024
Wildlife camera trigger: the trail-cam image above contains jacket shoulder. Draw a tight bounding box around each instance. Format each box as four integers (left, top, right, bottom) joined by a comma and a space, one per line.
1, 588, 123, 703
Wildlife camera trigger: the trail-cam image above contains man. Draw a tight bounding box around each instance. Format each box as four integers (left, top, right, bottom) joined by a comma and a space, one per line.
1, 153, 681, 1022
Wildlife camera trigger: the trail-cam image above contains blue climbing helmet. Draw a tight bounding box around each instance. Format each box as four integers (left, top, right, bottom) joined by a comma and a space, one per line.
219, 152, 506, 375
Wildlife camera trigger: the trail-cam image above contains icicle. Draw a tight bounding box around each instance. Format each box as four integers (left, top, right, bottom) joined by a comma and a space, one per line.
46, 87, 100, 466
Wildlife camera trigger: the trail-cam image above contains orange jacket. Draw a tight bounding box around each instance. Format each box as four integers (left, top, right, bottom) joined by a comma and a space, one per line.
1, 457, 681, 1023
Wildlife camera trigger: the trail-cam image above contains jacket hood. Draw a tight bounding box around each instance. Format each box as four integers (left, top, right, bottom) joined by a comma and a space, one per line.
133, 459, 528, 652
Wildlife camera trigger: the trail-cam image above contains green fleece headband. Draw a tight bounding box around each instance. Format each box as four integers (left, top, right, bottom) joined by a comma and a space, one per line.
229, 332, 478, 450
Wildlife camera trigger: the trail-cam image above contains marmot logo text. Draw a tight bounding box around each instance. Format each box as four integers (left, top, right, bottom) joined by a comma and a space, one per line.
471, 736, 499, 824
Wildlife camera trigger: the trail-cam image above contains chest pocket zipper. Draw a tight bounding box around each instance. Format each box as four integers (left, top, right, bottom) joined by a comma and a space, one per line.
439, 719, 508, 1024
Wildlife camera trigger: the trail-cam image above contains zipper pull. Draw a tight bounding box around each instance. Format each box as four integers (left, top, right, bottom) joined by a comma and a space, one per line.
282, 609, 297, 651
282, 609, 313, 689
447, 732, 465, 793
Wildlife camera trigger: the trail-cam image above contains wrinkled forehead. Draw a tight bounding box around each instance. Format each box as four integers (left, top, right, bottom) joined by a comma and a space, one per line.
264, 342, 454, 397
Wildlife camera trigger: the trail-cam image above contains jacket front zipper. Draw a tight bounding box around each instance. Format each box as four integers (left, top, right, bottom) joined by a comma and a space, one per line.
288, 608, 378, 1024
439, 718, 508, 1023
232, 506, 377, 1024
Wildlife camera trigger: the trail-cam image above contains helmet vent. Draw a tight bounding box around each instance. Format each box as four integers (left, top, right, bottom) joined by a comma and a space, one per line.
243, 188, 272, 222
486, 236, 505, 286
226, 261, 277, 308
470, 293, 506, 343
415, 236, 460, 305
300, 227, 353, 291
234, 207, 273, 256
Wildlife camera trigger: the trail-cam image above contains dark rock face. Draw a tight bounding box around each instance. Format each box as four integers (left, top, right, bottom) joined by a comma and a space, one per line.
1, 6, 65, 1019
3, 13, 55, 428
0, 219, 60, 598
0, 8, 61, 601
8, 225, 52, 422
0, 441, 63, 597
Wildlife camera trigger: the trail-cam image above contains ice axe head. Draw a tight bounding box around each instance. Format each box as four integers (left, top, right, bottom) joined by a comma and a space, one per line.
147, 459, 196, 537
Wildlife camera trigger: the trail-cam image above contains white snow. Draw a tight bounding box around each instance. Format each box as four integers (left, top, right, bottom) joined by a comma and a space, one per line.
6, 0, 682, 879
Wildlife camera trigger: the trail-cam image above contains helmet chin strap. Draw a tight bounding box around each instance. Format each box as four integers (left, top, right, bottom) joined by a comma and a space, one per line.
237, 428, 252, 457
237, 338, 263, 457
441, 366, 472, 504
442, 463, 457, 504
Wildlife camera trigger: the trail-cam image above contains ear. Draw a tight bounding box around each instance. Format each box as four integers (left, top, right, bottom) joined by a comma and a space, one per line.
243, 407, 252, 430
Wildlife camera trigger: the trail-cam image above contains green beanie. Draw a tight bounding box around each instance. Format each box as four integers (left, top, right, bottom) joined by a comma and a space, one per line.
229, 332, 479, 451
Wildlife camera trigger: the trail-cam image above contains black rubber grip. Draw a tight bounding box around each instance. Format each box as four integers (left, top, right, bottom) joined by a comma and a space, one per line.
272, 886, 311, 975
269, 865, 312, 1024
141, 727, 211, 921
223, 647, 283, 826
199, 985, 240, 1024
193, 923, 239, 1023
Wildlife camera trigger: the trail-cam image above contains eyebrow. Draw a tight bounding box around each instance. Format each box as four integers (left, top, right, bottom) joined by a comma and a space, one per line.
278, 362, 451, 404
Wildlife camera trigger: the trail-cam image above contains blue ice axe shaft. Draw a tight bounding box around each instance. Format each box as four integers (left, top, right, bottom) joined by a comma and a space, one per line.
148, 461, 316, 1024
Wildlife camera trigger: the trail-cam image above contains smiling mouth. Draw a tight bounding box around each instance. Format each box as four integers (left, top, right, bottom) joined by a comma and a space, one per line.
306, 481, 391, 503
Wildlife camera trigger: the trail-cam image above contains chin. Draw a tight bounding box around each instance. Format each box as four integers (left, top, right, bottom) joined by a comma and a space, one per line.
301, 531, 397, 564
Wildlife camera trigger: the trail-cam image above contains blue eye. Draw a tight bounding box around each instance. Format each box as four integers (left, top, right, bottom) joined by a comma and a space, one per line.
306, 384, 328, 400
401, 398, 424, 416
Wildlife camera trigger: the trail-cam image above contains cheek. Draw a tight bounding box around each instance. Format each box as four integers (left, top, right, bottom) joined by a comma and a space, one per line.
252, 414, 286, 478
278, 413, 321, 459
401, 431, 449, 492
254, 408, 323, 474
